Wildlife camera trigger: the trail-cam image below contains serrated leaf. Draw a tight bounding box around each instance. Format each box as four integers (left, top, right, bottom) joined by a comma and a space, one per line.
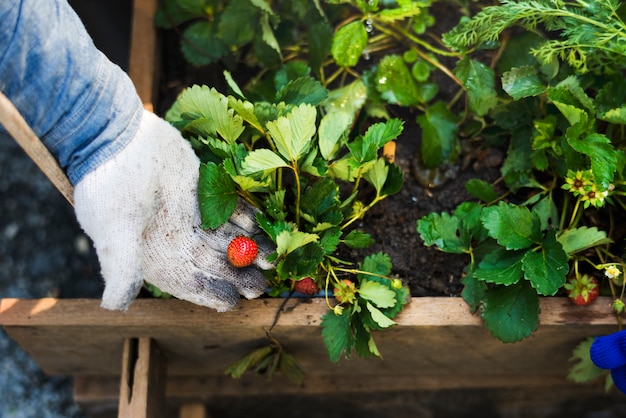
331, 21, 368, 67
278, 242, 325, 278
241, 149, 289, 175
363, 158, 389, 194
417, 212, 470, 254
198, 162, 238, 229
482, 281, 540, 343
259, 13, 282, 57
276, 230, 320, 256
323, 79, 368, 118
455, 57, 497, 116
596, 80, 626, 124
343, 230, 374, 249
568, 337, 607, 384
465, 179, 498, 202
474, 248, 524, 286
502, 65, 545, 100
532, 195, 559, 232
365, 301, 396, 328
359, 252, 393, 278
522, 230, 569, 296
359, 281, 397, 308
417, 101, 459, 168
375, 55, 421, 106
480, 202, 541, 250
319, 111, 351, 160
217, 0, 258, 46
176, 85, 244, 143
558, 226, 612, 255
276, 77, 328, 106
308, 20, 334, 76
381, 163, 404, 197
319, 228, 342, 254
321, 308, 354, 362
181, 21, 229, 66
266, 103, 317, 162
567, 132, 617, 189
363, 118, 404, 147
155, 0, 209, 29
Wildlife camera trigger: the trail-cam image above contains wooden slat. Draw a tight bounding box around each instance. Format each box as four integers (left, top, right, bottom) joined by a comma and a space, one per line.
118, 338, 167, 418
0, 296, 618, 394
178, 402, 206, 418
128, 0, 159, 111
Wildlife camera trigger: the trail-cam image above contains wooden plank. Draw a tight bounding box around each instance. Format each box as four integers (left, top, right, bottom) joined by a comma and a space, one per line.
0, 297, 618, 393
128, 0, 159, 111
178, 402, 206, 418
118, 338, 167, 418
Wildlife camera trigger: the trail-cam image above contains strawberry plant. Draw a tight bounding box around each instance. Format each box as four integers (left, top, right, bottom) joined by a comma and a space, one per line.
156, 0, 485, 181
418, 0, 626, 347
165, 70, 409, 374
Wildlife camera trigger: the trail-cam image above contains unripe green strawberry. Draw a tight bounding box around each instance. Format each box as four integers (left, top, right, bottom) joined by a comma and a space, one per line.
227, 236, 258, 267
293, 277, 320, 295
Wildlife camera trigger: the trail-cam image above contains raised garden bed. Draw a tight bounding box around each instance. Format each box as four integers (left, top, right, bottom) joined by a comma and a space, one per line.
2, 0, 626, 416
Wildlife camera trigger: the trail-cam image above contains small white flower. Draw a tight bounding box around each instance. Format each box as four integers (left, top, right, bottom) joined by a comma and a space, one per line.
605, 265, 621, 279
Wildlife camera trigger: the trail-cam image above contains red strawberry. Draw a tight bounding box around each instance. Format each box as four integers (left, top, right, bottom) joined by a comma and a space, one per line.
293, 277, 320, 295
227, 236, 258, 267
565, 274, 599, 306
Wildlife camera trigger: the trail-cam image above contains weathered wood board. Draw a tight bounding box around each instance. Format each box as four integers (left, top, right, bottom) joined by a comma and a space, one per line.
0, 296, 618, 398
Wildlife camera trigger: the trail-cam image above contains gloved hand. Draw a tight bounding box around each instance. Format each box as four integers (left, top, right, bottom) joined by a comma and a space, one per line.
590, 330, 626, 393
74, 109, 273, 312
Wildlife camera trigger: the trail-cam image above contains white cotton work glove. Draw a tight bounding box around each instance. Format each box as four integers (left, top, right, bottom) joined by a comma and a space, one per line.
74, 110, 273, 312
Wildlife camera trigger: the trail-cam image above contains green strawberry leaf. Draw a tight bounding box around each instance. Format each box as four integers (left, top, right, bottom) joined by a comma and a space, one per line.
474, 248, 525, 286
558, 226, 612, 255
568, 337, 607, 384
482, 280, 540, 343
465, 179, 498, 202
276, 77, 328, 106
521, 230, 569, 296
567, 132, 617, 190
417, 101, 459, 168
343, 230, 375, 249
365, 301, 396, 328
266, 103, 317, 162
501, 65, 545, 100
241, 149, 289, 175
181, 21, 228, 66
480, 202, 541, 250
375, 55, 422, 106
455, 57, 497, 116
197, 162, 238, 229
321, 307, 354, 362
331, 20, 368, 67
277, 242, 325, 279
417, 211, 470, 254
359, 281, 397, 309
276, 230, 320, 256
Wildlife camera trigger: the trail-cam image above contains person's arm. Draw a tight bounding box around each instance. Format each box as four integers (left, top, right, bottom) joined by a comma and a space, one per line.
0, 0, 272, 311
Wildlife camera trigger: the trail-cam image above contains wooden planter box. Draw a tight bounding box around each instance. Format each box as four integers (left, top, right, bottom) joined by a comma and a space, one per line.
1, 0, 624, 416
0, 298, 619, 404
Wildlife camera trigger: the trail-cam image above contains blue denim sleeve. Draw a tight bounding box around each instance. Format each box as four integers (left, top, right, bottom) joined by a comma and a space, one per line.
0, 0, 143, 185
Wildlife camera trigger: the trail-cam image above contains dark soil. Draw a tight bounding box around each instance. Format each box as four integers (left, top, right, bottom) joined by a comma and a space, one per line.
156, 27, 504, 301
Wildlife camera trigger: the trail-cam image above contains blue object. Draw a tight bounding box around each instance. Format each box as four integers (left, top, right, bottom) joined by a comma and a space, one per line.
0, 0, 142, 185
590, 330, 626, 393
